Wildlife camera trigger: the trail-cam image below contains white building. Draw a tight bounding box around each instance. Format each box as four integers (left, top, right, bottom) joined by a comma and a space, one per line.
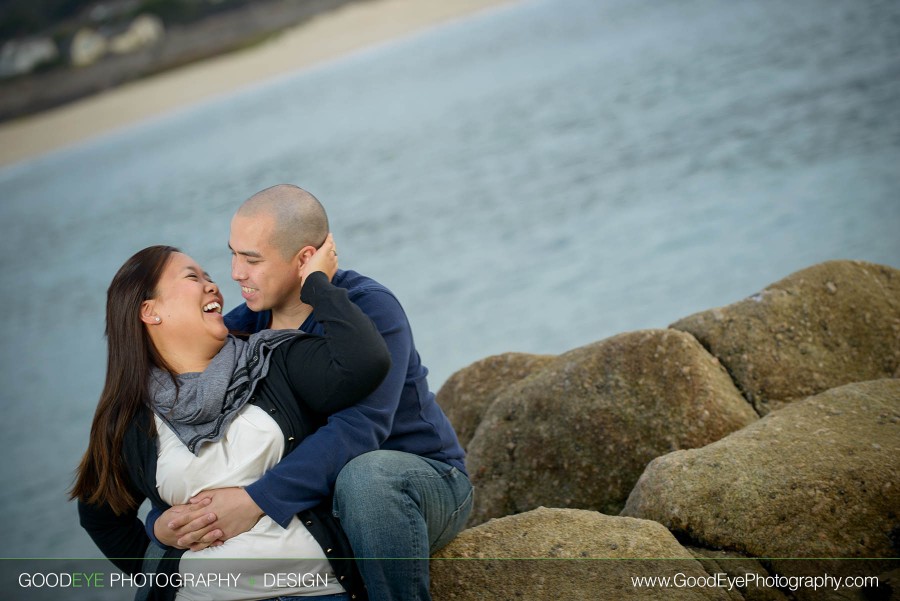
0, 37, 59, 78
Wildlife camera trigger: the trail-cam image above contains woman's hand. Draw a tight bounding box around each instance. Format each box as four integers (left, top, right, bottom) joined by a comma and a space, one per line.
300, 233, 338, 288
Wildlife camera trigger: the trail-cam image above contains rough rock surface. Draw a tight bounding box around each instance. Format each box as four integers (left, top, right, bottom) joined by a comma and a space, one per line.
437, 352, 556, 448
686, 548, 790, 601
670, 260, 900, 414
466, 329, 758, 525
431, 507, 731, 600
622, 379, 900, 574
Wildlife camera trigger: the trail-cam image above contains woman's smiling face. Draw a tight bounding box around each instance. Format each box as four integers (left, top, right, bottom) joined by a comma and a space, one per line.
144, 252, 228, 366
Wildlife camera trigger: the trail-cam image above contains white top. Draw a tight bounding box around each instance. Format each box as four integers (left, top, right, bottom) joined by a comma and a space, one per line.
155, 405, 345, 600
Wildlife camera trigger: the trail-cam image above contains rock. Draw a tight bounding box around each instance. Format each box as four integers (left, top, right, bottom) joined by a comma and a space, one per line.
670, 260, 900, 414
622, 379, 900, 583
687, 548, 790, 601
466, 329, 758, 525
431, 507, 732, 600
437, 352, 556, 448
877, 569, 900, 601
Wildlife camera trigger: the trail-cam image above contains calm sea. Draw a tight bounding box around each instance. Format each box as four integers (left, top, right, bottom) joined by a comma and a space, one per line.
1, 0, 898, 597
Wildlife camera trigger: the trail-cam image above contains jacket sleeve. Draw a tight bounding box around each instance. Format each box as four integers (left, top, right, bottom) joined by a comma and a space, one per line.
245, 286, 411, 527
280, 270, 391, 415
78, 499, 149, 576
78, 414, 157, 573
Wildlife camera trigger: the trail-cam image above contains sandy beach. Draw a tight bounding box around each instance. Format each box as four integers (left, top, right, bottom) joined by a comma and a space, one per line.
0, 0, 515, 167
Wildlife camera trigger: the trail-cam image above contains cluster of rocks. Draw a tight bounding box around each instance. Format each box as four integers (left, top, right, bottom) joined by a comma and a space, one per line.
431, 260, 900, 600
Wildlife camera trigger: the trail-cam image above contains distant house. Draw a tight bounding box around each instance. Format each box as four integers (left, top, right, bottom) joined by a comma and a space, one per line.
70, 14, 165, 67
108, 14, 165, 55
0, 37, 59, 78
70, 28, 108, 67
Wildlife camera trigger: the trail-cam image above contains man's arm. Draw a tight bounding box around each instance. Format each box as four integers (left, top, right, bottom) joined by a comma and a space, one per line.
248, 290, 409, 524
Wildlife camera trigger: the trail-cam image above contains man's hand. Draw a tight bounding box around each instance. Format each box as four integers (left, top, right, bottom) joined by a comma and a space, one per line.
181, 487, 266, 551
153, 498, 223, 550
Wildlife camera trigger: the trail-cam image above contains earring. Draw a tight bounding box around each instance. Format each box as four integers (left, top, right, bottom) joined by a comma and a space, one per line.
155, 316, 161, 323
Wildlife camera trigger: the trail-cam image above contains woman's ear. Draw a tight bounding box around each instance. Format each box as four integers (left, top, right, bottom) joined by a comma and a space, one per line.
140, 300, 160, 325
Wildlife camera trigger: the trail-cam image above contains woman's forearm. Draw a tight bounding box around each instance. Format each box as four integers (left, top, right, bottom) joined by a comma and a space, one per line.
282, 270, 391, 413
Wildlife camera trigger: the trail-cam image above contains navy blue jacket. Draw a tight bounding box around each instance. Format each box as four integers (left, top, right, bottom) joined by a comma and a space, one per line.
225, 269, 467, 527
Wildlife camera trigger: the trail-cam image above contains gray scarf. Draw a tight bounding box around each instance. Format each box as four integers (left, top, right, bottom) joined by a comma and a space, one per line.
148, 329, 304, 454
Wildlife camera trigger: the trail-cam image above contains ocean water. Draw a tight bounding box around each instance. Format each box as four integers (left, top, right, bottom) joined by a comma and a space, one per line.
0, 0, 898, 597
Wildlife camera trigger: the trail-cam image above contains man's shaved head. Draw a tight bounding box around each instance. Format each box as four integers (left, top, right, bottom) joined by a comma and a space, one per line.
236, 184, 329, 259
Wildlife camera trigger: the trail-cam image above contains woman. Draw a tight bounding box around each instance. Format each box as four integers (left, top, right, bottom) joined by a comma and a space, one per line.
71, 236, 390, 601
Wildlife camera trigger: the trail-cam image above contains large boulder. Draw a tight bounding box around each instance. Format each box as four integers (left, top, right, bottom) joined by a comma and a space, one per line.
466, 329, 758, 525
686, 548, 789, 601
431, 507, 732, 600
670, 260, 900, 414
437, 352, 556, 449
622, 379, 900, 582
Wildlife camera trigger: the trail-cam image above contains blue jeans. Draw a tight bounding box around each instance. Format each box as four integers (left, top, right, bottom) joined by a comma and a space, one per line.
332, 450, 474, 601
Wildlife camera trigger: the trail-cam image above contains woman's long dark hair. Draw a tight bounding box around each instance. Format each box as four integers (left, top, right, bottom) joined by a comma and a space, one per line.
70, 245, 179, 515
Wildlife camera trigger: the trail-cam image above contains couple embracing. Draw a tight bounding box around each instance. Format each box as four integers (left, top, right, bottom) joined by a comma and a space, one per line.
71, 184, 473, 601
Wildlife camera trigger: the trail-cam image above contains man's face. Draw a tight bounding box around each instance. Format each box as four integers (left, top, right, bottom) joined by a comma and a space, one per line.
229, 213, 300, 313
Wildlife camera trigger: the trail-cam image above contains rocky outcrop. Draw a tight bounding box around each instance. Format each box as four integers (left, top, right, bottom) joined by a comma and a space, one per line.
621, 379, 900, 578
431, 261, 899, 601
437, 352, 556, 448
671, 260, 900, 414
431, 507, 733, 600
466, 329, 758, 525
686, 548, 790, 601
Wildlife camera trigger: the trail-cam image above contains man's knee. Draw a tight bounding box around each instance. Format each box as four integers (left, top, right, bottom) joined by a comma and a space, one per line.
335, 451, 407, 503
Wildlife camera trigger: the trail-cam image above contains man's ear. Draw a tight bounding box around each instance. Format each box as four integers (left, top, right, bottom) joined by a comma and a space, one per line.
296, 245, 317, 265
140, 300, 159, 325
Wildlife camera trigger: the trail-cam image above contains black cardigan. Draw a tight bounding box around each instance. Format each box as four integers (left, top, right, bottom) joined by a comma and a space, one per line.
78, 271, 390, 601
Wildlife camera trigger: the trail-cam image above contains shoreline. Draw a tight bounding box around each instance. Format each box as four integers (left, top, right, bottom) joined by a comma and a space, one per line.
0, 0, 515, 168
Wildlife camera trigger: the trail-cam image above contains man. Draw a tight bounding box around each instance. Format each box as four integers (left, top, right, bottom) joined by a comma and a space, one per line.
149, 184, 472, 600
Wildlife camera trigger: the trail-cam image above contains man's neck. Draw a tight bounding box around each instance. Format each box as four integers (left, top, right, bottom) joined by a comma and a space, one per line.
270, 302, 314, 331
